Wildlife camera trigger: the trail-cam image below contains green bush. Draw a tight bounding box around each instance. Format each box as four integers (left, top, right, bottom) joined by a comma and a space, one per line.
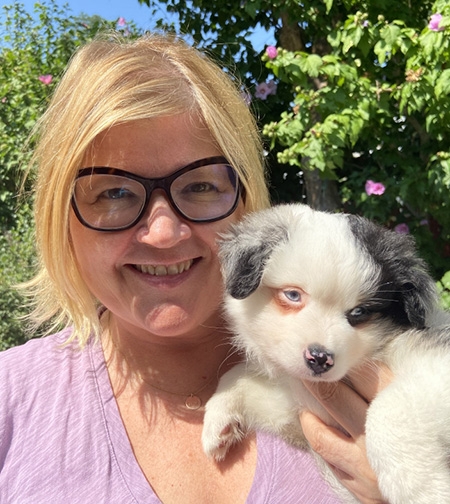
437, 271, 450, 310
0, 0, 136, 228
0, 1, 139, 349
0, 204, 36, 350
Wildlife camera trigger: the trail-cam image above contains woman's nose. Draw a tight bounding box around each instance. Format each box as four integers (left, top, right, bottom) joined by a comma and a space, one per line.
135, 191, 192, 247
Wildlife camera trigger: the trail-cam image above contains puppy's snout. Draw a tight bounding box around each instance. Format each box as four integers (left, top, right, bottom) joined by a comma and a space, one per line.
304, 345, 335, 375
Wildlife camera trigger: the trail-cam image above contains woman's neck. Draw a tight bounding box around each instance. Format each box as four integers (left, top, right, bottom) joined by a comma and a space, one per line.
101, 310, 241, 411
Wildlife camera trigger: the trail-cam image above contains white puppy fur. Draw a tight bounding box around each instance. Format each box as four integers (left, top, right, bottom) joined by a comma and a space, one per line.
202, 203, 450, 504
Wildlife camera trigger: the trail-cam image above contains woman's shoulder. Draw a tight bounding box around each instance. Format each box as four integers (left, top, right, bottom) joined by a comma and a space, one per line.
1, 328, 73, 367
0, 327, 106, 442
0, 328, 95, 395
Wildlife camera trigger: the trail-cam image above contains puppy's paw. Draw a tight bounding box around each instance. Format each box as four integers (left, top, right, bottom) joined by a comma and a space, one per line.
201, 364, 250, 460
202, 416, 245, 461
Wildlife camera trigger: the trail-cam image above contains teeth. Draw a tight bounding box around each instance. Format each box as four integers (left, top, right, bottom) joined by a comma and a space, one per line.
135, 260, 193, 276
155, 265, 167, 276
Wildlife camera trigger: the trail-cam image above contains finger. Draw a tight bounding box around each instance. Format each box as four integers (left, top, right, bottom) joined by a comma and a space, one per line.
346, 361, 393, 402
300, 410, 369, 477
300, 411, 384, 503
327, 462, 386, 504
302, 379, 368, 440
300, 410, 356, 469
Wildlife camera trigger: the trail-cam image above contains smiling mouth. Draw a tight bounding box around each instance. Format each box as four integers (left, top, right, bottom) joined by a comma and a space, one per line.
133, 259, 194, 276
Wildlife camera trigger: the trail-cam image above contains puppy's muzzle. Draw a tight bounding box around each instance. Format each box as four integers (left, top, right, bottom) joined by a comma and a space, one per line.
304, 345, 335, 375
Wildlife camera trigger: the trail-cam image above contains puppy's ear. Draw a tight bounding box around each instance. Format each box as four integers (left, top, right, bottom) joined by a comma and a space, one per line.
348, 214, 438, 329
219, 206, 290, 299
400, 282, 432, 329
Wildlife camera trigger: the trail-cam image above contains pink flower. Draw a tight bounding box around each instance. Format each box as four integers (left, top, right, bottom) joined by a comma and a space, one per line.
266, 80, 277, 94
255, 83, 271, 100
38, 74, 53, 85
117, 17, 126, 27
240, 90, 252, 106
428, 13, 444, 31
266, 46, 278, 59
394, 223, 409, 234
365, 180, 385, 196
255, 80, 277, 100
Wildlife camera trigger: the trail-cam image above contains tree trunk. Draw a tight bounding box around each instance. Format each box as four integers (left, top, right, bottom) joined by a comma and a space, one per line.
279, 12, 340, 211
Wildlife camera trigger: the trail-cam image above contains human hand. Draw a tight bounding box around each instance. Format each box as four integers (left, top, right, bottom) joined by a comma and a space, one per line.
300, 362, 393, 504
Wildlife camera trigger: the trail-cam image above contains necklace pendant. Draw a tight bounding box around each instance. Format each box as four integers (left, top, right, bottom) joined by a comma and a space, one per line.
185, 394, 202, 410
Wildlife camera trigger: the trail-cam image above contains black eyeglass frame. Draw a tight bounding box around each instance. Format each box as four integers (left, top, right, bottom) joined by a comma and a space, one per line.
71, 156, 244, 231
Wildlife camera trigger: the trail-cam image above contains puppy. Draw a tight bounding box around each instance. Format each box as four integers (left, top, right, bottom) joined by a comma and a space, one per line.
202, 203, 450, 504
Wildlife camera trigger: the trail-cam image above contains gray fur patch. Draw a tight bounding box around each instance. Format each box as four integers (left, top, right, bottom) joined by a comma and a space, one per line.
219, 206, 291, 299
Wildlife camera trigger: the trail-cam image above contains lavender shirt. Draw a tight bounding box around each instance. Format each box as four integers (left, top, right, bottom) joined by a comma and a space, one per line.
0, 329, 343, 503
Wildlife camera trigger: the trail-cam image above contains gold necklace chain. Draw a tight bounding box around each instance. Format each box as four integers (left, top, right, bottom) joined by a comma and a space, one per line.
137, 371, 216, 410
112, 339, 218, 410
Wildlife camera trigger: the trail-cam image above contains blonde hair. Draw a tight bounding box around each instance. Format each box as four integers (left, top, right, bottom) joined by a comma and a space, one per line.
24, 32, 270, 345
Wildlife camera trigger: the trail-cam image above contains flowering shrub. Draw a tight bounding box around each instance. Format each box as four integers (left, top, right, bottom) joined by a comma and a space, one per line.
260, 0, 450, 279
0, 1, 137, 228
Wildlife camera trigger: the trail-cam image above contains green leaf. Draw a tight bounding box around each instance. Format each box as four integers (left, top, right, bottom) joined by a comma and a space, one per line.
243, 0, 258, 19
420, 31, 443, 58
303, 54, 323, 77
380, 24, 402, 47
323, 0, 334, 14
435, 69, 450, 98
374, 39, 388, 65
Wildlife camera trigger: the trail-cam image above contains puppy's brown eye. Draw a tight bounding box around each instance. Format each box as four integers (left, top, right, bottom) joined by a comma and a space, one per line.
283, 289, 302, 302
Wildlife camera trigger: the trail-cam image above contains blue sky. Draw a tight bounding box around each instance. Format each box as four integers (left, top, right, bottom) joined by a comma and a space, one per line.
19, 0, 166, 30
17, 0, 274, 51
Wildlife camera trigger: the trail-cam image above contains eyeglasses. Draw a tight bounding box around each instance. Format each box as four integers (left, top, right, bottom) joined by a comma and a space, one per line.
71, 156, 243, 231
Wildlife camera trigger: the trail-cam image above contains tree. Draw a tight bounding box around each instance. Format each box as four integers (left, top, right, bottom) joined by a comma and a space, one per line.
140, 0, 449, 280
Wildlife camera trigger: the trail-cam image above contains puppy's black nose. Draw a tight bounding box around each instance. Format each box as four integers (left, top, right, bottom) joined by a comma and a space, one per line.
304, 345, 335, 375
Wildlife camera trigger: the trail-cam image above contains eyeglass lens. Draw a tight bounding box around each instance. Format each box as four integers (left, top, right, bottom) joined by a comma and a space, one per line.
72, 162, 240, 230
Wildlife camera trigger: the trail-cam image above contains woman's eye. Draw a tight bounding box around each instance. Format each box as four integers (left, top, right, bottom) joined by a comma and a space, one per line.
98, 187, 135, 200
283, 289, 302, 302
183, 182, 218, 193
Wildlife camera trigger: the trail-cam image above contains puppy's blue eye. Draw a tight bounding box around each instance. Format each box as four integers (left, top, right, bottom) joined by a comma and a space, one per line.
275, 287, 307, 310
350, 307, 367, 317
346, 306, 371, 326
284, 290, 302, 302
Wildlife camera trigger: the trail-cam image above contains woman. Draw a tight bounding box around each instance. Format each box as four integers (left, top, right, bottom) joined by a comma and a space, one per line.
0, 33, 387, 503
